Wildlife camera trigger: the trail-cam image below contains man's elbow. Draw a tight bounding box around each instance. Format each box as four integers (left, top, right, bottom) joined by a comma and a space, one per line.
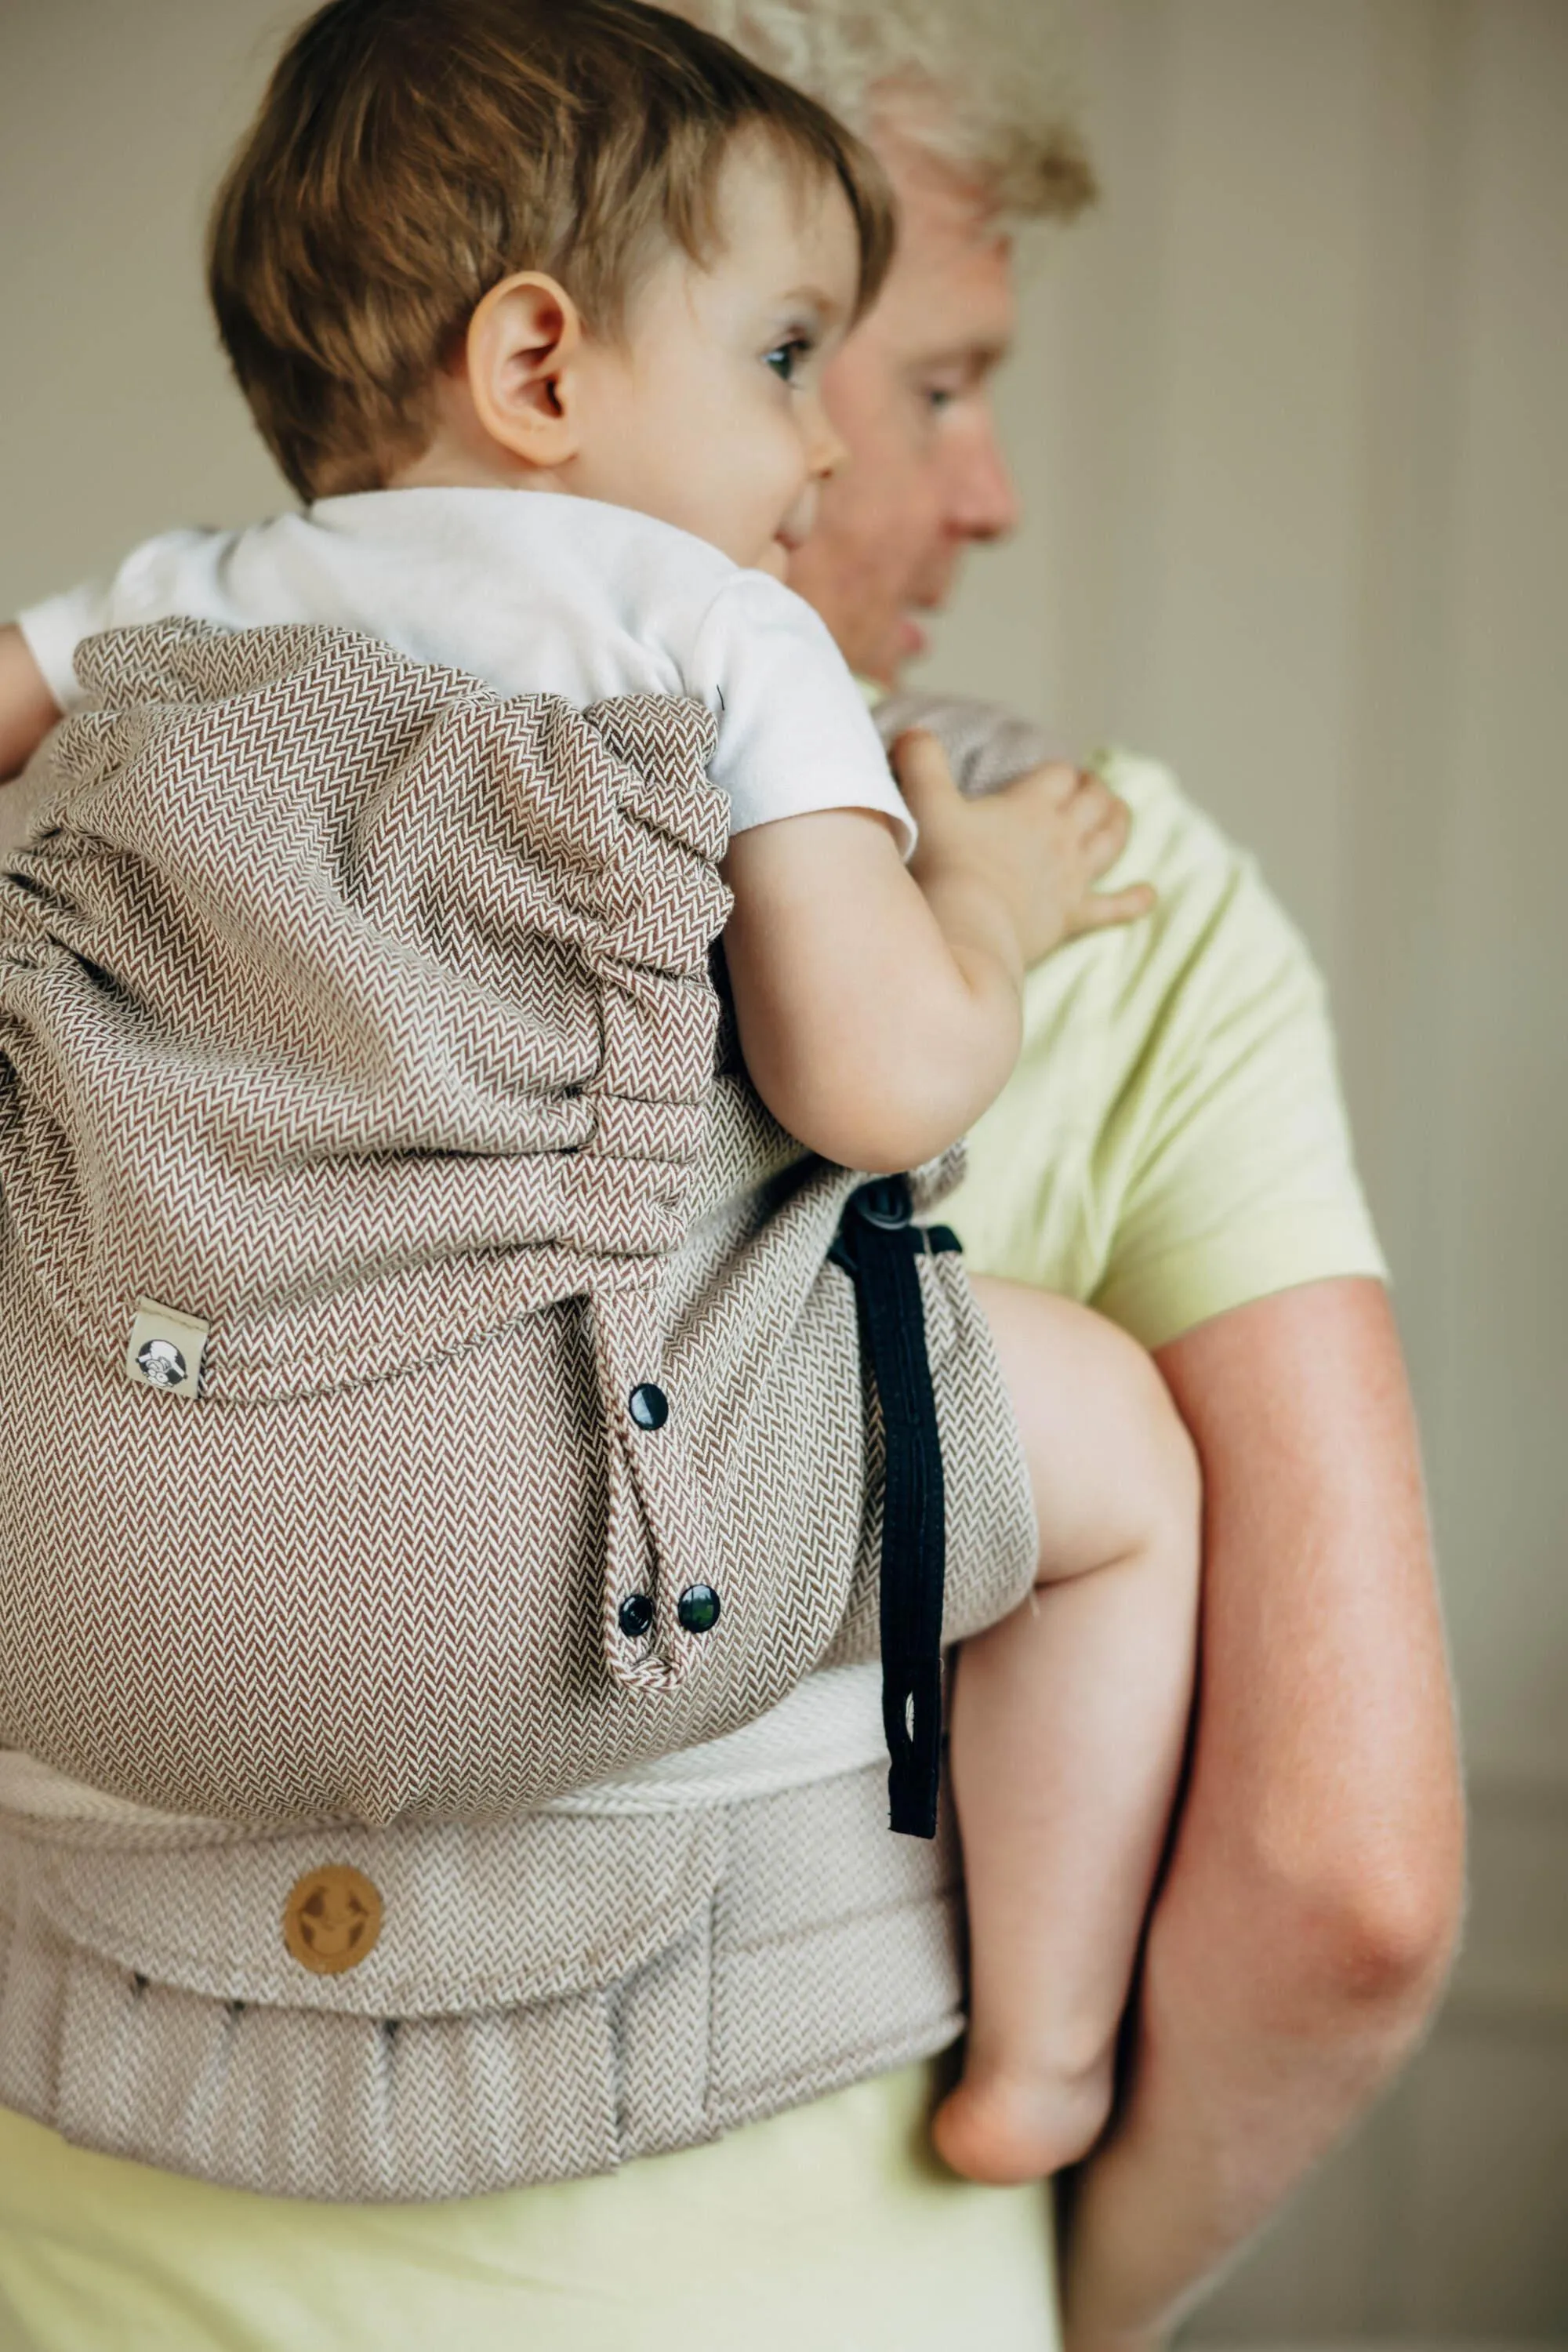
1155, 1763, 1466, 2076
1294, 1844, 1464, 2021
1241, 1806, 1466, 2048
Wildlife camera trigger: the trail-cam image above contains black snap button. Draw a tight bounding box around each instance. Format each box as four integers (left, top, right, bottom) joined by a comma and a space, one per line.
618, 1592, 654, 1639
628, 1383, 669, 1430
677, 1584, 721, 1635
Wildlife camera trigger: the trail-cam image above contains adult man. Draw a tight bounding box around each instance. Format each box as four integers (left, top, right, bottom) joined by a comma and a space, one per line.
702, 2, 1466, 2343
0, 4, 1461, 2349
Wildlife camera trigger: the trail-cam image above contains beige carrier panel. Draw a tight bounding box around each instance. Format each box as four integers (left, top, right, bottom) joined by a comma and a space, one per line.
0, 641, 1036, 2198
0, 625, 1034, 1826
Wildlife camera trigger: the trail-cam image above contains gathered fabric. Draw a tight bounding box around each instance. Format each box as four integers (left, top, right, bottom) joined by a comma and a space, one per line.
0, 623, 1035, 2199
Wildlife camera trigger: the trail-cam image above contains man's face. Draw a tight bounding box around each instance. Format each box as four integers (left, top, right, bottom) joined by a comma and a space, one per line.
786, 123, 1020, 684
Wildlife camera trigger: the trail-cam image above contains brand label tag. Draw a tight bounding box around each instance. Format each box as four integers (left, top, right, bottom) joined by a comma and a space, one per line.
125, 1300, 209, 1399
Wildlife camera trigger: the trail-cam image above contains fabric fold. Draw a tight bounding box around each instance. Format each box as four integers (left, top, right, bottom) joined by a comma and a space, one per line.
0, 621, 729, 1388
0, 621, 1036, 1826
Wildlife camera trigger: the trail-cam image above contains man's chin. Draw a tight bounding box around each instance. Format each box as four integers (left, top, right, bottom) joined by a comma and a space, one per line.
782, 557, 928, 683
860, 614, 930, 690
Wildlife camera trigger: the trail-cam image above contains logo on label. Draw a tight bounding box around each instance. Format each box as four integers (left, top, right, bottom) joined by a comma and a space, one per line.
124, 1300, 209, 1399
136, 1338, 187, 1388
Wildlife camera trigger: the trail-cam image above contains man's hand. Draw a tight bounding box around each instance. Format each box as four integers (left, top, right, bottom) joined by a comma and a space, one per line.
895, 728, 1154, 969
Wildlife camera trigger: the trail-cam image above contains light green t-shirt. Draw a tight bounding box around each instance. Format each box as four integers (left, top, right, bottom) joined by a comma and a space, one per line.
949, 749, 1385, 1342
0, 754, 1383, 2352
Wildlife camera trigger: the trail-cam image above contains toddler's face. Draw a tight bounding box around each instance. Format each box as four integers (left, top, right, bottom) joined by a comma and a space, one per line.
568, 136, 859, 575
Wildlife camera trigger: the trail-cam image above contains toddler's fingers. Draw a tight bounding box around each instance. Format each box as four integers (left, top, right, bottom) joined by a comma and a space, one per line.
891, 727, 961, 819
1075, 794, 1133, 877
1060, 768, 1123, 829
1073, 880, 1156, 935
1037, 758, 1088, 809
1008, 758, 1088, 815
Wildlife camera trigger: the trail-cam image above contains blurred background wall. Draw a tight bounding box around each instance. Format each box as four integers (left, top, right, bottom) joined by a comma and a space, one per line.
1, 0, 1563, 2338
924, 10, 1568, 2328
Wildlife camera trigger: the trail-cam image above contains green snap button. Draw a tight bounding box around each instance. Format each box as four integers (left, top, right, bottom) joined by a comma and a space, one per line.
677, 1584, 721, 1635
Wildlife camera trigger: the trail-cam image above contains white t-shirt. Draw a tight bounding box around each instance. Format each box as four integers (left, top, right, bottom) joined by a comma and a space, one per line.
17, 486, 913, 850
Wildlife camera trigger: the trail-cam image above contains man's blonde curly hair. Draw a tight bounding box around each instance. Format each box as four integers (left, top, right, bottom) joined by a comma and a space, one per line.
659, 0, 1096, 220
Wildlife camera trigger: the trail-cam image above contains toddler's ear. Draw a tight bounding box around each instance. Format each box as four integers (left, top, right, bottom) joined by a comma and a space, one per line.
465, 274, 585, 469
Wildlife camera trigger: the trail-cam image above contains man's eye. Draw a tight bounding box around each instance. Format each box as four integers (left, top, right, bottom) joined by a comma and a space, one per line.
924, 383, 960, 415
765, 336, 811, 383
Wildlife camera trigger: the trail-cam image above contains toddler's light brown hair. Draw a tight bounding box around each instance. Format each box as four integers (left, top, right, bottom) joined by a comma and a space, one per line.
209, 0, 897, 502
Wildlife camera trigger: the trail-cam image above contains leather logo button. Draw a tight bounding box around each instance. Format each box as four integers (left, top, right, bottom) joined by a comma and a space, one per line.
282, 1864, 383, 1975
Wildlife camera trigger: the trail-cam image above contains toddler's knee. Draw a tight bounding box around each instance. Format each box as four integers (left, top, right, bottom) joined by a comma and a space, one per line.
1071, 1301, 1200, 1515
1084, 1314, 1202, 1581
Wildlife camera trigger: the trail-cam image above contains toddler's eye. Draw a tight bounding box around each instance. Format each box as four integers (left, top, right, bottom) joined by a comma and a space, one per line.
765, 335, 812, 384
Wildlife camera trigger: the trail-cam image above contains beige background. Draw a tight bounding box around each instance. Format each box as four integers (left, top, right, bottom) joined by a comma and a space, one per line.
1, 0, 1565, 2338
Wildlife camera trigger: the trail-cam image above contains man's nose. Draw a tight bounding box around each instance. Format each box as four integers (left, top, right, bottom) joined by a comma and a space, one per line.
949, 414, 1020, 543
804, 396, 850, 481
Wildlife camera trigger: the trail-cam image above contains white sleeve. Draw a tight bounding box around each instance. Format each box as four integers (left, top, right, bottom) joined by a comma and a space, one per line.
688, 572, 915, 855
16, 578, 118, 713
16, 528, 232, 713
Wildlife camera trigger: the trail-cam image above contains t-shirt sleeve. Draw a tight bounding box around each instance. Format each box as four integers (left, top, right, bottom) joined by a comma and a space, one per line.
15, 528, 228, 715
951, 752, 1386, 1346
688, 572, 915, 852
1085, 764, 1387, 1348
15, 579, 118, 714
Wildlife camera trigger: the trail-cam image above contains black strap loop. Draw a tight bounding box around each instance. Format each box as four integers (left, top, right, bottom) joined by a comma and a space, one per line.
837, 1176, 951, 1838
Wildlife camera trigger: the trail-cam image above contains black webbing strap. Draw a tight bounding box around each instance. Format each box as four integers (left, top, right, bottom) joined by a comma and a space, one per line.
833, 1176, 960, 1839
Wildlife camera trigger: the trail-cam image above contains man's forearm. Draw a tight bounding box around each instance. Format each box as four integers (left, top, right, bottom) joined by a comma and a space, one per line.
1058, 1791, 1450, 2349
1059, 1279, 1465, 2352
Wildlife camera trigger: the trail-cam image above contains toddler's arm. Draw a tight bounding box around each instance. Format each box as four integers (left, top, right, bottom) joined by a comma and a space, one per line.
0, 626, 62, 783
720, 729, 1149, 1171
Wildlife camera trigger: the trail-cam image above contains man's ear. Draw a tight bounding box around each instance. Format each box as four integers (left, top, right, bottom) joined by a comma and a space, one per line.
465, 273, 585, 470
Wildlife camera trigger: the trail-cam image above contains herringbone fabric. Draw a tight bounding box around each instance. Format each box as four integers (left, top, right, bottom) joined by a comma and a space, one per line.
873, 689, 1056, 797
0, 623, 1035, 1828
0, 1762, 962, 2201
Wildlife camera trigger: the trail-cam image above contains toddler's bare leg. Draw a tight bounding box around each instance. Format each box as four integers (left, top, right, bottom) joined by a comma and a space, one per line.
931, 1280, 1200, 2186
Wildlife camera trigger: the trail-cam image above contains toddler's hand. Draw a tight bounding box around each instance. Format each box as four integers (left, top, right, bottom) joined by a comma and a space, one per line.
895, 729, 1155, 971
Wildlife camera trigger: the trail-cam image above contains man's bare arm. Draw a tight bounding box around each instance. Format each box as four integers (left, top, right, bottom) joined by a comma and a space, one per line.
0, 625, 61, 782
1059, 1277, 1465, 2352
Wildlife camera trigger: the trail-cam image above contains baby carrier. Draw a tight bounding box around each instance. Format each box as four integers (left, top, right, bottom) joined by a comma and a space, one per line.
0, 624, 1037, 2198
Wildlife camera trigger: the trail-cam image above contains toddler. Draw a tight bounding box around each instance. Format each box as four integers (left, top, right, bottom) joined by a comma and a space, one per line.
0, 0, 1197, 2185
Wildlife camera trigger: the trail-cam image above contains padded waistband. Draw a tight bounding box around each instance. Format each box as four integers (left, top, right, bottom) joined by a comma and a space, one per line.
0, 1764, 964, 2202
